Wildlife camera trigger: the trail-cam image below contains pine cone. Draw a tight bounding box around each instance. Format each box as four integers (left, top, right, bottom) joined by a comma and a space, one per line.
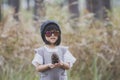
51, 53, 59, 64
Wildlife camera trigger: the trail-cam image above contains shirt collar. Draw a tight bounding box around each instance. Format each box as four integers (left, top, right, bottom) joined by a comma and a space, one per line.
44, 46, 58, 52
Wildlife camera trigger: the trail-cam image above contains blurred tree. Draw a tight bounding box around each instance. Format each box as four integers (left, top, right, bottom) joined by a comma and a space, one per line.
33, 0, 45, 21
104, 0, 111, 10
8, 0, 12, 6
68, 0, 80, 19
0, 0, 2, 22
26, 0, 30, 11
68, 0, 80, 29
86, 0, 111, 20
10, 0, 20, 21
103, 0, 111, 19
0, 10, 1, 22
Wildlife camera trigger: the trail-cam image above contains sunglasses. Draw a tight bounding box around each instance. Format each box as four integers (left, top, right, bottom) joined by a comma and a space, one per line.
45, 31, 60, 37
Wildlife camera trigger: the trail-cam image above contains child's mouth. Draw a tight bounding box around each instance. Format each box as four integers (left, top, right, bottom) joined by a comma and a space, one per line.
50, 38, 56, 40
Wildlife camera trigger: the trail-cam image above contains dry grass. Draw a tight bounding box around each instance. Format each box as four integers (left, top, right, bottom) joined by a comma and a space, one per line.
0, 4, 120, 80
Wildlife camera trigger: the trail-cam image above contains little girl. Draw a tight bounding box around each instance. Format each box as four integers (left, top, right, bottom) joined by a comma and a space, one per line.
32, 20, 76, 80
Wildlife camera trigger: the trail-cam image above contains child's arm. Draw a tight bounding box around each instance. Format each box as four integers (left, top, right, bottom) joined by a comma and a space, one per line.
36, 63, 55, 72
54, 62, 70, 70
36, 62, 70, 72
60, 62, 70, 70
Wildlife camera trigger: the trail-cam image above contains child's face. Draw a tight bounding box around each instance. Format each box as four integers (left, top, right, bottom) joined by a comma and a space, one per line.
45, 30, 59, 45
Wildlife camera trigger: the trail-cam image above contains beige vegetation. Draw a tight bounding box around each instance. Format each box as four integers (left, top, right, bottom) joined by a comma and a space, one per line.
0, 5, 120, 80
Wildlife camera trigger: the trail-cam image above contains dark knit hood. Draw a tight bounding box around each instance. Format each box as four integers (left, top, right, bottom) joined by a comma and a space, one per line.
40, 20, 61, 45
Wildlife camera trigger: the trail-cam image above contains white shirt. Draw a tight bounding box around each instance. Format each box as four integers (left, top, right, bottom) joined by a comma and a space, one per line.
32, 46, 76, 68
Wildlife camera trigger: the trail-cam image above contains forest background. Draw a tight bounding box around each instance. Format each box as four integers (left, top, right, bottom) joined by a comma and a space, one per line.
0, 0, 120, 80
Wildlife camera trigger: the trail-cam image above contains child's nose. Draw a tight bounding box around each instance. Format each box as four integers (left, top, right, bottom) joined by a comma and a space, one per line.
51, 33, 55, 36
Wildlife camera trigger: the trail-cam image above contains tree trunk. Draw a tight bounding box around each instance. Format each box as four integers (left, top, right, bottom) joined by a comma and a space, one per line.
86, 0, 103, 19
68, 0, 80, 29
0, 0, 2, 22
104, 0, 111, 10
11, 0, 20, 21
103, 0, 111, 19
0, 7, 1, 22
33, 0, 45, 21
86, 0, 111, 20
26, 0, 30, 11
8, 0, 12, 6
68, 0, 80, 19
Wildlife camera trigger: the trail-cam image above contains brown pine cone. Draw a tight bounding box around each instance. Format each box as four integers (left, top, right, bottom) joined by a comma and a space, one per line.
51, 53, 59, 64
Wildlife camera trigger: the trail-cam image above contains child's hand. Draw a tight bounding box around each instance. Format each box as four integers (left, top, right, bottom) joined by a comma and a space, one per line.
54, 62, 64, 68
47, 63, 55, 69
54, 62, 70, 70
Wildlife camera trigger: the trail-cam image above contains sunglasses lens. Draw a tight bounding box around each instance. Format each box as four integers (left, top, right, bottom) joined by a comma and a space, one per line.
45, 31, 60, 37
53, 31, 59, 36
45, 31, 52, 37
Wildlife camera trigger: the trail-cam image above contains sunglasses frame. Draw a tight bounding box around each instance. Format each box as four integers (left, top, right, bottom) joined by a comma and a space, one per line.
45, 30, 60, 37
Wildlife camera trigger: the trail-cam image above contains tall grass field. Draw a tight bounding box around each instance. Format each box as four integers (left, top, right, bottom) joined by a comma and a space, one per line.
0, 2, 120, 80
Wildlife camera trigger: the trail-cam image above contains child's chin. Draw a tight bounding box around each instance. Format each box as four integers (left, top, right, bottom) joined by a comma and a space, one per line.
50, 40, 56, 43
51, 42, 56, 44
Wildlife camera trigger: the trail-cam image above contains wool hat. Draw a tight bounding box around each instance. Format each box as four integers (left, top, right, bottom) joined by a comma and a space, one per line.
40, 20, 61, 45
